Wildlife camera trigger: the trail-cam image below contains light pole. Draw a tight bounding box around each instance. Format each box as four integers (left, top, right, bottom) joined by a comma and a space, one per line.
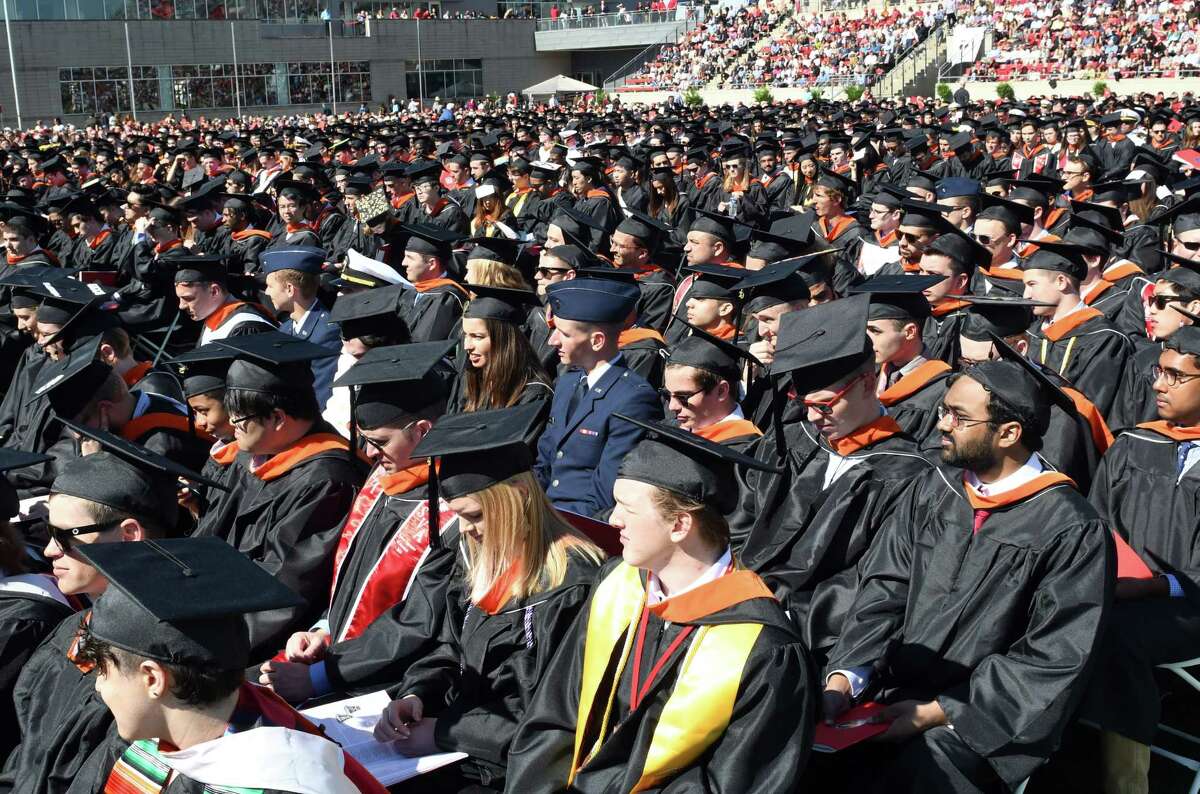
416, 15, 424, 110
123, 22, 137, 121
230, 22, 242, 118
3, 0, 21, 129
328, 17, 337, 114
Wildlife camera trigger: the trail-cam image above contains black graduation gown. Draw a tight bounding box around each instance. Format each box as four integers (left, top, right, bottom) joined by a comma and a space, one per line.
729, 418, 934, 660
323, 524, 463, 694
124, 392, 210, 474
923, 304, 971, 364
633, 269, 675, 333
530, 189, 575, 245
1, 353, 66, 498
412, 200, 469, 236
825, 468, 1112, 790
685, 172, 723, 215
0, 344, 44, 449
224, 428, 365, 662
0, 610, 119, 794
616, 184, 649, 214
396, 550, 601, 789
618, 330, 668, 391
402, 282, 467, 343
1118, 222, 1162, 273
1026, 308, 1132, 420
1109, 339, 1161, 434
192, 442, 246, 540
224, 228, 273, 275
117, 242, 192, 334
504, 559, 816, 794
75, 231, 121, 273
758, 171, 794, 215
1081, 425, 1200, 743
878, 363, 951, 453
572, 190, 620, 250
1114, 273, 1154, 339
0, 585, 73, 763
525, 305, 561, 381
190, 223, 229, 255
1085, 278, 1131, 324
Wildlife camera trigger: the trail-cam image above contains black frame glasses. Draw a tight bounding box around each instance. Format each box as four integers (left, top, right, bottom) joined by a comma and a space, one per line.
48, 520, 122, 553
936, 404, 993, 429
1152, 365, 1200, 388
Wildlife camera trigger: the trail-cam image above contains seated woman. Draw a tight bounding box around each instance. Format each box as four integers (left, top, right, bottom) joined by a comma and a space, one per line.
449, 285, 553, 420
469, 181, 516, 239
373, 404, 604, 793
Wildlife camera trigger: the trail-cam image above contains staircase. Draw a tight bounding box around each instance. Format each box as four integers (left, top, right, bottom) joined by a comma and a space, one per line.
873, 19, 947, 98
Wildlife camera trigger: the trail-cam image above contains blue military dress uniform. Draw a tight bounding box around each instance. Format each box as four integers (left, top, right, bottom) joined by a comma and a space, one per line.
261, 247, 342, 410
533, 278, 664, 518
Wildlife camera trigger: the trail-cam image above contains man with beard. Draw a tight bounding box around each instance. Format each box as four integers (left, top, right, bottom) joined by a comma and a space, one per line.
818, 357, 1111, 794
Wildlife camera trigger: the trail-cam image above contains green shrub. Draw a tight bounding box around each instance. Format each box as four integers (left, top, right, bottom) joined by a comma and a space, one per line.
936, 83, 953, 103
753, 86, 774, 104
683, 87, 703, 107
808, 87, 824, 101
844, 84, 865, 102
1093, 80, 1108, 97
996, 82, 1015, 100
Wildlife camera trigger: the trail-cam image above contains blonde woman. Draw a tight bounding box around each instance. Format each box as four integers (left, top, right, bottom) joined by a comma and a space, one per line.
373, 404, 603, 793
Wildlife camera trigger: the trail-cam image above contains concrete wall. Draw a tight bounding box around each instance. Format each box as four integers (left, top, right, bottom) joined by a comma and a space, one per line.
533, 19, 686, 50
613, 85, 851, 104
0, 18, 568, 124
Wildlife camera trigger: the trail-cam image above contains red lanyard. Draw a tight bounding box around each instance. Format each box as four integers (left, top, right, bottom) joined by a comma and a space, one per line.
629, 606, 695, 712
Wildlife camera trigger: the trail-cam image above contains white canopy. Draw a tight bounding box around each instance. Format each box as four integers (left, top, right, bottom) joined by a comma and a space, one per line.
522, 74, 599, 97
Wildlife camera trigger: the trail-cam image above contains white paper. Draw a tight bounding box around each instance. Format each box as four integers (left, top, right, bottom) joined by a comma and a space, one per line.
301, 691, 467, 785
346, 249, 412, 290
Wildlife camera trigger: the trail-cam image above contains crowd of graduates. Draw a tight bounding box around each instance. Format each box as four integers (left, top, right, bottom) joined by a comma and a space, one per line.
0, 90, 1197, 792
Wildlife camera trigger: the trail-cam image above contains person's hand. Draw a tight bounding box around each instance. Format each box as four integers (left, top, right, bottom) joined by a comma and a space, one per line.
177, 485, 200, 519
718, 201, 728, 212
285, 629, 329, 663
822, 673, 852, 724
392, 716, 439, 757
748, 339, 774, 366
877, 699, 946, 742
374, 695, 425, 742
258, 660, 315, 703
133, 216, 152, 234
1115, 576, 1170, 601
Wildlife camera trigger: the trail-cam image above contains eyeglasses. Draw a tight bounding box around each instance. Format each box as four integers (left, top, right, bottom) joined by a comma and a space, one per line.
899, 231, 929, 244
1152, 364, 1200, 387
1152, 294, 1184, 311
1061, 169, 1086, 177
229, 414, 266, 430
48, 520, 122, 553
936, 404, 992, 429
658, 386, 708, 405
1178, 240, 1200, 252
535, 266, 572, 278
803, 374, 864, 416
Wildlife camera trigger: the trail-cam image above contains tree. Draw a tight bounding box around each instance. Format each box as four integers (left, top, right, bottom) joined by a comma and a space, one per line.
753, 86, 774, 104
996, 82, 1015, 101
936, 83, 953, 103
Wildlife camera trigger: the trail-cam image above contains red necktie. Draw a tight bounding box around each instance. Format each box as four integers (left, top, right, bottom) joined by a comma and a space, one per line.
972, 509, 991, 535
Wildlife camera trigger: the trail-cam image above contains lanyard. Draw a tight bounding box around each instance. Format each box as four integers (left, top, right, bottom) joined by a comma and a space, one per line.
629, 607, 694, 713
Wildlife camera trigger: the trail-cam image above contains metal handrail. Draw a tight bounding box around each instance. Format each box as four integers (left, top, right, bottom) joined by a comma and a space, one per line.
536, 7, 693, 31
875, 18, 946, 97
604, 39, 669, 89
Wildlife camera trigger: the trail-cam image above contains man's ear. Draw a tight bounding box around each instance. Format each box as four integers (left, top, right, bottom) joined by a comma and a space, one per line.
97, 343, 117, 364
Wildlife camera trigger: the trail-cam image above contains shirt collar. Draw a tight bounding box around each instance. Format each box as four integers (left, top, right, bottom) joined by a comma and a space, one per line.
964, 453, 1044, 497
646, 547, 733, 606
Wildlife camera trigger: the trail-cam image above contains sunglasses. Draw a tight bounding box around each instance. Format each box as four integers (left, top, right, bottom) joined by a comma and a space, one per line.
535, 266, 572, 278
899, 232, 928, 244
48, 520, 122, 553
658, 386, 708, 405
973, 234, 995, 246
1178, 240, 1200, 252
802, 374, 864, 416
1152, 294, 1184, 310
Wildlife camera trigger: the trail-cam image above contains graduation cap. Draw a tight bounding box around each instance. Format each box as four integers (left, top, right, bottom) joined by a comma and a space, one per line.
410, 401, 545, 502
1090, 180, 1134, 206
772, 293, 872, 388
216, 330, 337, 395
78, 537, 303, 668
167, 344, 236, 399
406, 161, 442, 187
58, 417, 227, 493
747, 218, 814, 263
689, 207, 740, 244
1148, 195, 1200, 232
1018, 239, 1090, 280
333, 340, 455, 430
542, 244, 604, 272
735, 255, 817, 313
614, 414, 779, 515
925, 230, 991, 275
815, 169, 855, 196
985, 331, 1076, 416
0, 449, 52, 519
465, 236, 521, 265
402, 223, 462, 262
959, 295, 1052, 341
170, 255, 231, 284
463, 284, 540, 324
666, 315, 759, 384
684, 263, 745, 300
546, 277, 640, 324
615, 207, 671, 248
334, 249, 406, 291
1, 210, 50, 239
1069, 200, 1123, 231
1064, 213, 1123, 252
273, 178, 321, 204
978, 193, 1035, 229
851, 274, 941, 321
899, 199, 957, 233
32, 277, 110, 326
1167, 323, 1200, 359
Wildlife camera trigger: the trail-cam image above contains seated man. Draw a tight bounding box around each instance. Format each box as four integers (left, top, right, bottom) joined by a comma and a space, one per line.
1023, 240, 1132, 420
174, 255, 276, 346
0, 434, 206, 794
1082, 324, 1200, 794
73, 538, 386, 793
507, 418, 814, 793
261, 247, 341, 410
683, 264, 744, 342
398, 224, 468, 343
856, 275, 953, 451
534, 278, 663, 518
258, 341, 461, 702
216, 331, 365, 662
820, 358, 1111, 794
730, 295, 933, 663
664, 321, 762, 451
